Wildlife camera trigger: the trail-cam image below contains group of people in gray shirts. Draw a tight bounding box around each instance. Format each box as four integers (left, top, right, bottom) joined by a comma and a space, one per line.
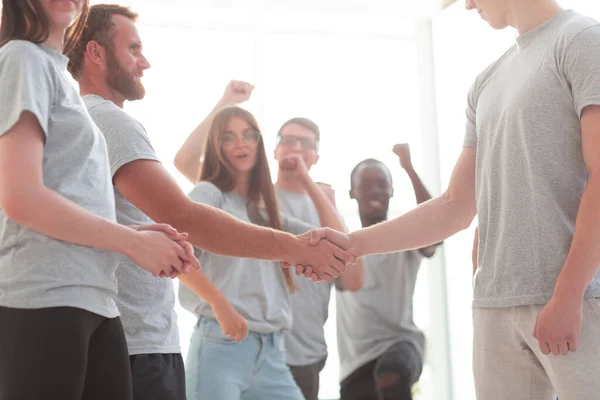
1, 0, 600, 400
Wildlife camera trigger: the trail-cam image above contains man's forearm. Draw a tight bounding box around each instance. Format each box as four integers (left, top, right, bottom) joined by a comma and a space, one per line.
350, 193, 474, 257
555, 175, 600, 297
165, 201, 294, 261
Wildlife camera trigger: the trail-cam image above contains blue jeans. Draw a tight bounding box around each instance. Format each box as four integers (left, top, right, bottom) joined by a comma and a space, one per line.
185, 317, 304, 400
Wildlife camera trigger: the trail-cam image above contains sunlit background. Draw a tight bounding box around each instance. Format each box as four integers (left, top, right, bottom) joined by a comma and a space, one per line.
86, 1, 600, 399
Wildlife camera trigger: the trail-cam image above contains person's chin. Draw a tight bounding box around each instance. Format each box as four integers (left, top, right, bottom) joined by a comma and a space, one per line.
364, 210, 387, 221
488, 19, 508, 30
126, 88, 146, 102
234, 163, 255, 173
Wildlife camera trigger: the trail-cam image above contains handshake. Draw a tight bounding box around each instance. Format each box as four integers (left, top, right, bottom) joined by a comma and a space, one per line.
127, 224, 359, 283
282, 227, 358, 282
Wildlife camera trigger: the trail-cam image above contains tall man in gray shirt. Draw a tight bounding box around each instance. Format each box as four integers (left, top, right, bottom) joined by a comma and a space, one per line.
67, 5, 356, 400
307, 1, 600, 398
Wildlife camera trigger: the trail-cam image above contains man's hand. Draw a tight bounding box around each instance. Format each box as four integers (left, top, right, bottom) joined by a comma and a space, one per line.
532, 293, 583, 356
135, 223, 201, 278
213, 298, 248, 343
278, 154, 310, 184
316, 182, 336, 206
393, 143, 413, 171
281, 228, 357, 282
221, 80, 254, 106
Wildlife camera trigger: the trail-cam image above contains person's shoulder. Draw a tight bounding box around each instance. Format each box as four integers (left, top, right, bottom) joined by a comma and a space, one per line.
85, 96, 145, 131
548, 11, 599, 53
559, 11, 600, 42
551, 12, 600, 67
85, 96, 129, 119
1, 40, 44, 56
0, 40, 52, 68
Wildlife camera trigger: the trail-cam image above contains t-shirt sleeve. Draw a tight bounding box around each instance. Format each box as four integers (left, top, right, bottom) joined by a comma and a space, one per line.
89, 104, 159, 177
281, 214, 316, 235
0, 42, 55, 139
463, 79, 478, 148
561, 25, 600, 118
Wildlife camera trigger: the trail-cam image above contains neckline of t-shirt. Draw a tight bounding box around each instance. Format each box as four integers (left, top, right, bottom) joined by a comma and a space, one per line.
516, 9, 574, 48
83, 93, 108, 102
38, 43, 69, 69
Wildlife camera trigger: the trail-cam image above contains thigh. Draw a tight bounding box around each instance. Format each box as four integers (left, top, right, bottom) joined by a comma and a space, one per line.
185, 318, 256, 400
520, 299, 600, 399
83, 316, 133, 400
289, 357, 327, 400
243, 334, 304, 400
339, 360, 378, 400
473, 307, 554, 400
0, 306, 99, 400
130, 354, 186, 400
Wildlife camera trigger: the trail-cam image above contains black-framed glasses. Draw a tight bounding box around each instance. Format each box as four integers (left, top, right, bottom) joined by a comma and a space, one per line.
221, 130, 261, 148
276, 134, 319, 151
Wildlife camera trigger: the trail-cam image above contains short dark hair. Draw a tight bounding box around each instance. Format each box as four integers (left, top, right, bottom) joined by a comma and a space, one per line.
67, 4, 138, 79
350, 158, 392, 188
277, 117, 321, 143
0, 0, 90, 55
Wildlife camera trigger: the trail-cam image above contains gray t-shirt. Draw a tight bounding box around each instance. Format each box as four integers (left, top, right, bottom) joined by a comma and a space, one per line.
465, 10, 600, 308
277, 187, 332, 366
0, 41, 119, 318
336, 251, 425, 382
84, 95, 180, 354
179, 182, 313, 333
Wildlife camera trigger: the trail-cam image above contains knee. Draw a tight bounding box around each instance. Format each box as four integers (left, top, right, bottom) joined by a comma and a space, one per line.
374, 355, 414, 390
376, 372, 403, 390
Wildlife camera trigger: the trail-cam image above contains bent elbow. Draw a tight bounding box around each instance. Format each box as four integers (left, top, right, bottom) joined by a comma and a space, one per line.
344, 271, 364, 292
461, 207, 477, 231
443, 191, 476, 232
456, 209, 476, 232
346, 280, 364, 292
1, 193, 28, 223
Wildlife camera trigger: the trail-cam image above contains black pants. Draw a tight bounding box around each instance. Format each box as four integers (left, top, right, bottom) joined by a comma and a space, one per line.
288, 356, 327, 400
130, 353, 186, 400
340, 342, 423, 400
0, 306, 132, 400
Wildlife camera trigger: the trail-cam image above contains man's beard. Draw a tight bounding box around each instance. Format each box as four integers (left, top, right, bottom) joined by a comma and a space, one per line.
106, 50, 145, 101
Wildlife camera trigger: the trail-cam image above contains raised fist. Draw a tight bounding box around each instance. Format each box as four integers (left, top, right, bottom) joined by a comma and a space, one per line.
393, 143, 412, 170
221, 80, 254, 106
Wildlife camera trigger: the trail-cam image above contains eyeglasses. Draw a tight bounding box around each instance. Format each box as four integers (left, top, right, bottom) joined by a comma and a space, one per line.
276, 134, 319, 151
221, 130, 261, 148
